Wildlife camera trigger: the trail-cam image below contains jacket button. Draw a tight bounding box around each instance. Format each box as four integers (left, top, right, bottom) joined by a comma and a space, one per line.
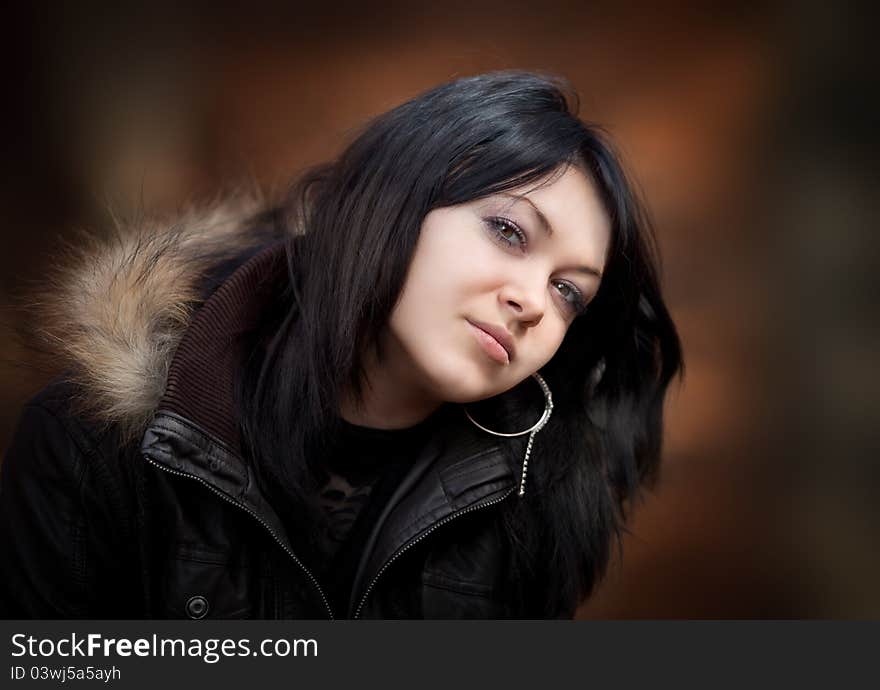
185, 595, 209, 619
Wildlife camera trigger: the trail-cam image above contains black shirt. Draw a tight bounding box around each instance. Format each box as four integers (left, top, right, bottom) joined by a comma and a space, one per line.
313, 414, 437, 617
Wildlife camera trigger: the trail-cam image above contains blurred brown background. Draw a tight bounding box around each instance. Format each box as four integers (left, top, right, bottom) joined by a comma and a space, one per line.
2, 1, 877, 618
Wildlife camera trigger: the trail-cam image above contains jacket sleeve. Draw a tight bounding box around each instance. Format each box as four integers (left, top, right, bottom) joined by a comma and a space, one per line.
0, 400, 106, 618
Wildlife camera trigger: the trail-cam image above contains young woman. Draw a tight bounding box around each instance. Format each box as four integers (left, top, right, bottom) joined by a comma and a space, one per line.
0, 71, 682, 619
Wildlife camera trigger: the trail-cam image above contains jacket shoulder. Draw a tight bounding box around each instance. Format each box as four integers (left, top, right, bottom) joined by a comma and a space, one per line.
7, 376, 127, 471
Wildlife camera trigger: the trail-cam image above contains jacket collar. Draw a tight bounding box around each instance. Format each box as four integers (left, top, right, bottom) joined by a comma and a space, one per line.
151, 239, 289, 455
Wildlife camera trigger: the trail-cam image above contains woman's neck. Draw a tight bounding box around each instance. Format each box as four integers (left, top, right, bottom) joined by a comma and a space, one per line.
338, 342, 442, 430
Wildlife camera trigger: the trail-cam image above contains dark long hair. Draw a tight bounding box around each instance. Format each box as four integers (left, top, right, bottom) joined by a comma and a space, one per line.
238, 71, 683, 616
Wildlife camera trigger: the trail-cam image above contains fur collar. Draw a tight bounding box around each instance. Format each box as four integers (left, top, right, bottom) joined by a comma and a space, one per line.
31, 195, 278, 439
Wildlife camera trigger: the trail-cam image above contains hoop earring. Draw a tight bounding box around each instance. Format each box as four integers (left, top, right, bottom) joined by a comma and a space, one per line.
463, 373, 554, 497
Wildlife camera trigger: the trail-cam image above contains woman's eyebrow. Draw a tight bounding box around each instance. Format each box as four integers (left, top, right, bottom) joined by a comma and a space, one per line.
500, 193, 554, 236
499, 193, 603, 279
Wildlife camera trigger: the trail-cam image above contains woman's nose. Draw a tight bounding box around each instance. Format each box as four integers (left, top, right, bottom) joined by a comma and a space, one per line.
499, 280, 544, 328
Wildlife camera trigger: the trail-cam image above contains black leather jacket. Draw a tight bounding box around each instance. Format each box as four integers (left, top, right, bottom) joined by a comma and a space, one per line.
0, 379, 519, 619
0, 220, 552, 619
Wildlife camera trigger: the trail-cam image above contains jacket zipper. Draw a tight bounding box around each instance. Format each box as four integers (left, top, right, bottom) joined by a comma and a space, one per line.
144, 455, 335, 620
351, 486, 515, 619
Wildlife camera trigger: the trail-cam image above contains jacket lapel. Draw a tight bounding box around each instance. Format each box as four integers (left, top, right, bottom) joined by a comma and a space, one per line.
347, 409, 517, 616
141, 411, 297, 557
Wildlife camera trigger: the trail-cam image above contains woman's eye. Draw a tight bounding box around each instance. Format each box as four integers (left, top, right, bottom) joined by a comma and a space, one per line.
485, 217, 527, 250
552, 280, 588, 315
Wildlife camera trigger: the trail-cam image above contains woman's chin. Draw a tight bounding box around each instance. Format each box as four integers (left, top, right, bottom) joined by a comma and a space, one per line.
431, 368, 516, 405
407, 347, 522, 404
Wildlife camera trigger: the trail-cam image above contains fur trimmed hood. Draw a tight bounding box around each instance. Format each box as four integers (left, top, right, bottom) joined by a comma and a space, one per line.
30, 196, 284, 440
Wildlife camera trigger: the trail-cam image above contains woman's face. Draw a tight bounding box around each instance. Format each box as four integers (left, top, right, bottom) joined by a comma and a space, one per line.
383, 164, 611, 406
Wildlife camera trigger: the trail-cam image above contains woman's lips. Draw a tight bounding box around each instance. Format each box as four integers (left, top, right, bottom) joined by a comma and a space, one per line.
466, 320, 512, 365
